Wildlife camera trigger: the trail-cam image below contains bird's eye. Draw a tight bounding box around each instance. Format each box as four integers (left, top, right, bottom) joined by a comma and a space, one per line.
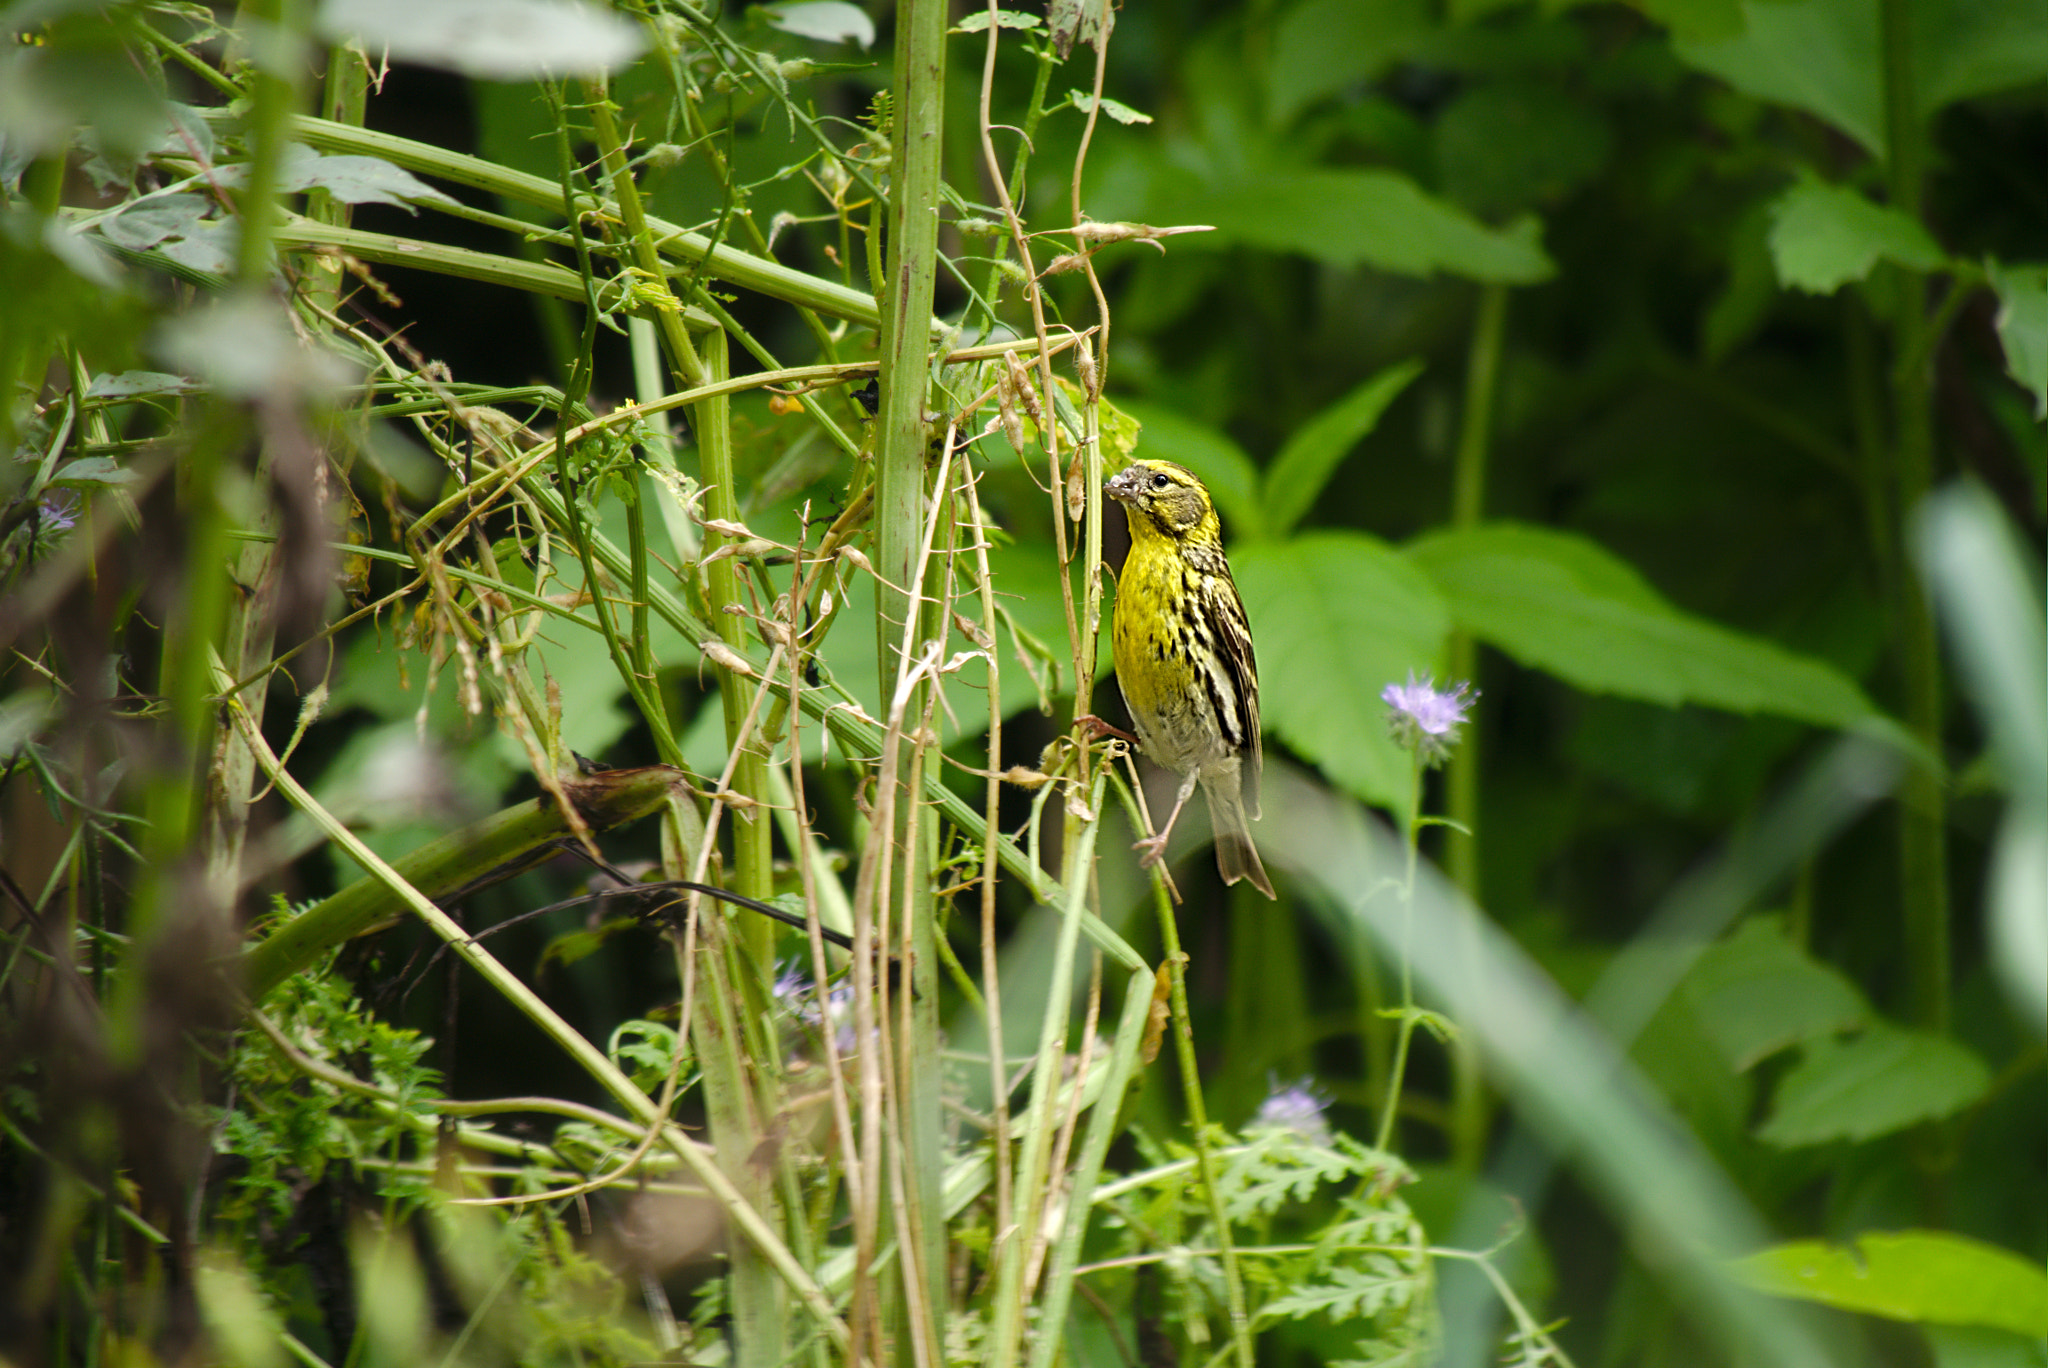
1150, 472, 1170, 490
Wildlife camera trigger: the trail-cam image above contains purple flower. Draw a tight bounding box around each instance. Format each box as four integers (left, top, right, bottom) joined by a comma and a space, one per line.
1382, 672, 1475, 766
1251, 1075, 1334, 1145
772, 963, 813, 1005
774, 961, 859, 1056
37, 491, 79, 533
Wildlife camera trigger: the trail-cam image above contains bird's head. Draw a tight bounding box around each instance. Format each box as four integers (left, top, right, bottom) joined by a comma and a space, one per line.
1104, 459, 1219, 542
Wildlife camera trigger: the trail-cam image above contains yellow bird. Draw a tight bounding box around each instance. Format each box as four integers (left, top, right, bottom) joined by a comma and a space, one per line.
1105, 459, 1275, 899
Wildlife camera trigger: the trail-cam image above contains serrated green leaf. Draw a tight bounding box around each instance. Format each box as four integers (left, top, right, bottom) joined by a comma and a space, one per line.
1264, 360, 1422, 537
1674, 0, 2048, 158
1404, 523, 1893, 734
1729, 1232, 2048, 1335
1682, 918, 1869, 1070
1757, 1023, 1991, 1146
1767, 172, 1947, 294
1216, 1126, 1383, 1223
1255, 1260, 1424, 1325
280, 146, 461, 212
1986, 261, 2047, 418
1234, 533, 1450, 810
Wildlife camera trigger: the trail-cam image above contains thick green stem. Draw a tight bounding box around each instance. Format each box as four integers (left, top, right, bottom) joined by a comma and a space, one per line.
241, 768, 687, 1002
873, 0, 950, 1356
1880, 0, 1948, 1034
1445, 282, 1505, 1171
698, 332, 773, 918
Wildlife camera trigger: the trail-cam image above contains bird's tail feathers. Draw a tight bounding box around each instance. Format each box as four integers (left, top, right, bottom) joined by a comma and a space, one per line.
1203, 776, 1275, 899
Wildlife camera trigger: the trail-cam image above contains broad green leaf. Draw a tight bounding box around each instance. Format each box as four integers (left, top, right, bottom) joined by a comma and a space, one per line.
762, 1, 875, 49
1119, 400, 1264, 540
1913, 0, 2048, 111
1404, 523, 1893, 734
1756, 1023, 1991, 1146
215, 146, 459, 212
1234, 532, 1450, 810
156, 220, 237, 277
1767, 172, 1947, 294
1675, 0, 2048, 160
1674, 0, 1884, 154
1265, 0, 1431, 129
1149, 166, 1554, 284
1682, 918, 1868, 1070
1986, 261, 2047, 418
282, 147, 461, 212
98, 194, 209, 251
1729, 1232, 2048, 1335
1263, 360, 1422, 538
52, 456, 140, 487
39, 216, 123, 287
194, 1254, 289, 1368
316, 0, 646, 80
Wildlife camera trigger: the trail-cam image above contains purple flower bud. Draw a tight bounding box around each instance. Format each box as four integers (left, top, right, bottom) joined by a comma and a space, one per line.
1251, 1075, 1334, 1145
